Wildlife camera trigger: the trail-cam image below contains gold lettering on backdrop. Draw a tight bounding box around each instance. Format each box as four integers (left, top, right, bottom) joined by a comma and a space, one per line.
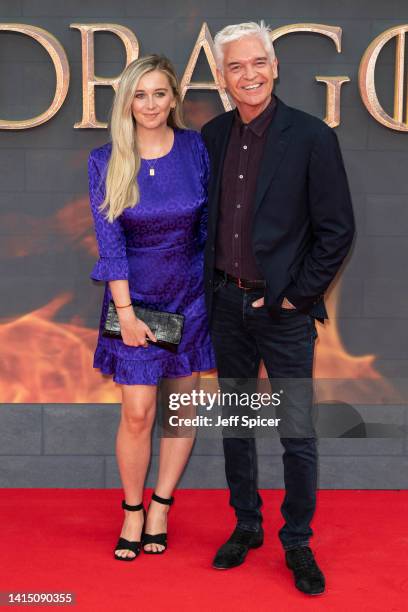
359, 25, 408, 131
0, 24, 69, 130
1, 22, 408, 131
70, 23, 139, 128
180, 22, 232, 110
271, 24, 346, 126
271, 23, 343, 51
315, 76, 350, 127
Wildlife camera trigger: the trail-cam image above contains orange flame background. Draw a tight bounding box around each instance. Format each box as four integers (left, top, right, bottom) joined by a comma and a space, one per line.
0, 192, 381, 404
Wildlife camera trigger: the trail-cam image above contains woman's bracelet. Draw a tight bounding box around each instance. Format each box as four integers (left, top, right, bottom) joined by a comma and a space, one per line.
115, 303, 132, 309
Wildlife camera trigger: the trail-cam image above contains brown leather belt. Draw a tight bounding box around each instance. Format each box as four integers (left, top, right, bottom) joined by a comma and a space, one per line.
216, 269, 266, 290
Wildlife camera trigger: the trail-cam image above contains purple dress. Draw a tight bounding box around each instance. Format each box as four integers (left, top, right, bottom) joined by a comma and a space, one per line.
88, 128, 216, 385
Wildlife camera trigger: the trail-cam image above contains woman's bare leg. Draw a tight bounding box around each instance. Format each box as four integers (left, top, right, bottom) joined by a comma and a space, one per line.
115, 383, 157, 559
144, 372, 199, 552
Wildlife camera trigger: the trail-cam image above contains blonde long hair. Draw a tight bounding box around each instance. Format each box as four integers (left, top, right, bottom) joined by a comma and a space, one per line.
99, 55, 186, 222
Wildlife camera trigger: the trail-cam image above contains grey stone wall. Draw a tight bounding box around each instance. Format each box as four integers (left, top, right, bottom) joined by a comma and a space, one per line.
1, 1, 407, 487
0, 403, 407, 488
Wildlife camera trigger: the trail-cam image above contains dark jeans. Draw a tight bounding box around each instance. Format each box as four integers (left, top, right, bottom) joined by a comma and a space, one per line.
210, 271, 318, 550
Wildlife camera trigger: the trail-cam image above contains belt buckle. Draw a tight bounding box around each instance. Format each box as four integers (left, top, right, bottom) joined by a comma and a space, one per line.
237, 277, 248, 290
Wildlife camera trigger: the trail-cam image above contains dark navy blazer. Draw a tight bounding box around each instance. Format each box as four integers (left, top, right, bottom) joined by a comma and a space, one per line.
201, 96, 355, 322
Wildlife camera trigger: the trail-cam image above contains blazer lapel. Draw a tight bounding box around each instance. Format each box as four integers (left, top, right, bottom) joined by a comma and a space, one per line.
207, 111, 234, 233
254, 97, 293, 214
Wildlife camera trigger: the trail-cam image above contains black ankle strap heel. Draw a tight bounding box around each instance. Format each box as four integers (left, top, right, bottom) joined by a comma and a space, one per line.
143, 492, 174, 554
151, 493, 174, 506
122, 500, 144, 512
114, 500, 145, 562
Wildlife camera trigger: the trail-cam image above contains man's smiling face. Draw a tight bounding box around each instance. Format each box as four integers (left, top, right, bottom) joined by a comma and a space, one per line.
217, 34, 278, 118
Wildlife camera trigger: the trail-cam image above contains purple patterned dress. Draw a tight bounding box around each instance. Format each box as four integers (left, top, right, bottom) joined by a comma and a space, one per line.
88, 128, 216, 385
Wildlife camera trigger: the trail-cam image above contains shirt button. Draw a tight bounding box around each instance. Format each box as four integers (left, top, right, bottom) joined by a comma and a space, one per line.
239, 174, 244, 179
243, 145, 248, 150
236, 204, 241, 209
234, 233, 239, 238
234, 262, 239, 268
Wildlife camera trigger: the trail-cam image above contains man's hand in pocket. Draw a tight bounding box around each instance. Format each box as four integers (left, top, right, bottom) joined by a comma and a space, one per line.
252, 296, 296, 309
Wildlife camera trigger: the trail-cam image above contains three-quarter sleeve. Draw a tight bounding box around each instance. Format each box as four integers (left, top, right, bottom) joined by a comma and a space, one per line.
88, 152, 129, 282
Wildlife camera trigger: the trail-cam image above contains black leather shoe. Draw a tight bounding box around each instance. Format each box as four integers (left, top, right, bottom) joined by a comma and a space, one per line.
212, 526, 264, 569
285, 546, 325, 595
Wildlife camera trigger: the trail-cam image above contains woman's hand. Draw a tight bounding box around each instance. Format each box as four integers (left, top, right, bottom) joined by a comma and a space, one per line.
117, 307, 157, 347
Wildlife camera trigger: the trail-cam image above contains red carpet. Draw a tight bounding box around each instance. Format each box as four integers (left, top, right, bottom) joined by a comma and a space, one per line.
0, 489, 407, 611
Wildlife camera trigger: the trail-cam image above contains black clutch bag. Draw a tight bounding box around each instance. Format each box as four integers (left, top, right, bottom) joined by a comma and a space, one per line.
102, 300, 185, 353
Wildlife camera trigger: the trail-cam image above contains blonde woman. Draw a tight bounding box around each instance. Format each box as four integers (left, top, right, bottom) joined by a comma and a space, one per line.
88, 55, 215, 560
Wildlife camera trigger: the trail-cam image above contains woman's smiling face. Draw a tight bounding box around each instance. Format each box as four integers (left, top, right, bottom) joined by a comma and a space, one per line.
131, 69, 176, 130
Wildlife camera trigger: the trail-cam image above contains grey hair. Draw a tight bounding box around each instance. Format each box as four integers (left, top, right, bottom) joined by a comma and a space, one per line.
214, 21, 276, 72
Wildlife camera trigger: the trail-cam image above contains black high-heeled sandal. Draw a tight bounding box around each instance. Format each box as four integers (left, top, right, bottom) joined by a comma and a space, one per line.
114, 500, 145, 561
143, 493, 174, 554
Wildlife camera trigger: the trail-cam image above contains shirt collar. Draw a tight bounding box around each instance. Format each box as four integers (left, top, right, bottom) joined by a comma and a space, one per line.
234, 95, 277, 137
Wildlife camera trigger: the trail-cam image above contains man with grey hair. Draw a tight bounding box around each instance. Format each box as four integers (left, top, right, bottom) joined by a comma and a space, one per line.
201, 22, 354, 595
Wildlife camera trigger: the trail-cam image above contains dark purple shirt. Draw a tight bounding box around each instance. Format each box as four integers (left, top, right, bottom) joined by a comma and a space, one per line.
215, 95, 277, 279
